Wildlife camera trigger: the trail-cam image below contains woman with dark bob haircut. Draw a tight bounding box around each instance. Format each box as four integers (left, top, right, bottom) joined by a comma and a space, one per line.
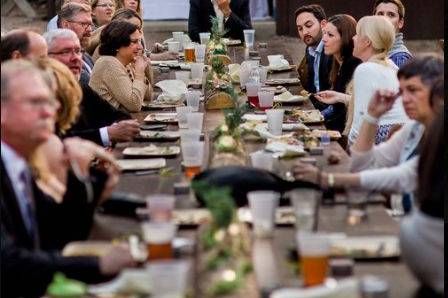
313, 14, 362, 133
89, 20, 152, 112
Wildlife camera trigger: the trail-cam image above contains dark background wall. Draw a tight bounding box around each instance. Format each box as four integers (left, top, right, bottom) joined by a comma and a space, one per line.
276, 0, 444, 39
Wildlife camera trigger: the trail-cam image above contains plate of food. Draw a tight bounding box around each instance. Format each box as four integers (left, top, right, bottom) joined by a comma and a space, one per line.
122, 145, 180, 157
222, 38, 242, 46
144, 112, 178, 123
267, 65, 296, 73
137, 130, 181, 141
274, 91, 308, 104
329, 235, 400, 260
172, 209, 212, 226
116, 158, 166, 171
288, 109, 324, 124
259, 85, 288, 95
293, 131, 320, 150
310, 129, 342, 140
265, 78, 300, 86
142, 101, 184, 109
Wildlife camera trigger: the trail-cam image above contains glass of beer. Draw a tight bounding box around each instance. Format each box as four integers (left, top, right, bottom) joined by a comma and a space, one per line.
184, 43, 196, 63
296, 232, 331, 286
181, 141, 204, 179
141, 221, 177, 261
146, 194, 175, 222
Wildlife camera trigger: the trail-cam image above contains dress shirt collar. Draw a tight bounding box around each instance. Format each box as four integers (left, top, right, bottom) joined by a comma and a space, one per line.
1, 140, 28, 181
307, 40, 324, 57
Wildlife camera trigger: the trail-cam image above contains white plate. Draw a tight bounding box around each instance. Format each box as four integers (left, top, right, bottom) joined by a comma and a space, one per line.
116, 158, 166, 171
151, 60, 178, 66
138, 130, 181, 140
123, 145, 180, 157
144, 112, 178, 123
329, 235, 400, 258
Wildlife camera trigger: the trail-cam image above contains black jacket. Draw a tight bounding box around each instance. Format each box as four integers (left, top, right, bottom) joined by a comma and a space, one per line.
188, 0, 252, 43
0, 159, 111, 298
304, 47, 333, 94
63, 84, 131, 145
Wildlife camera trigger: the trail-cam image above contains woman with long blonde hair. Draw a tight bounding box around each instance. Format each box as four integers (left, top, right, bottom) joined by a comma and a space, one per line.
315, 16, 409, 145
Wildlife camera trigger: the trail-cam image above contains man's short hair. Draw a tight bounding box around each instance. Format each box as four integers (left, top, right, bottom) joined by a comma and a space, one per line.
294, 4, 326, 22
0, 29, 30, 62
43, 29, 79, 50
397, 53, 444, 87
58, 2, 92, 26
1, 60, 44, 103
99, 20, 139, 56
372, 0, 405, 19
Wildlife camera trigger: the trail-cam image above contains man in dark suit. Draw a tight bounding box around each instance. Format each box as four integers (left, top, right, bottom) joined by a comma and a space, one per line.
295, 4, 332, 97
44, 28, 140, 146
188, 0, 252, 43
1, 60, 135, 297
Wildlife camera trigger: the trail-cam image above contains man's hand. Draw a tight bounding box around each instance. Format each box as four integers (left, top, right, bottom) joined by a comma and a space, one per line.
367, 89, 400, 118
99, 244, 137, 275
107, 120, 140, 143
292, 161, 321, 185
216, 0, 231, 18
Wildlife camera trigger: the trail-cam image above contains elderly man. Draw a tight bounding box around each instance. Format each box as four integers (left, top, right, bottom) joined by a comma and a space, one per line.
44, 28, 140, 146
373, 0, 412, 66
58, 2, 95, 85
188, 0, 252, 43
0, 60, 135, 298
295, 4, 332, 95
0, 29, 48, 62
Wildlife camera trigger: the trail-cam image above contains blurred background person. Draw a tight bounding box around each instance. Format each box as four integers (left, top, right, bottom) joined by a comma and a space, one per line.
0, 29, 48, 62
46, 0, 92, 32
91, 0, 116, 30
115, 0, 142, 16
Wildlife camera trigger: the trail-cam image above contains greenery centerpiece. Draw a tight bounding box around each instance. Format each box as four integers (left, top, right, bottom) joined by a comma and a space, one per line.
206, 17, 231, 66
192, 182, 253, 297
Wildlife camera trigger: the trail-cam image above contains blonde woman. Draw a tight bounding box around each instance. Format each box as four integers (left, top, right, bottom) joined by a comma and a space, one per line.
314, 16, 408, 145
115, 0, 142, 16
91, 0, 116, 29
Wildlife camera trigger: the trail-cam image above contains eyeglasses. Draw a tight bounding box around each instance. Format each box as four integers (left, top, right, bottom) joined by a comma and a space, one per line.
67, 20, 92, 29
95, 3, 115, 8
48, 48, 83, 57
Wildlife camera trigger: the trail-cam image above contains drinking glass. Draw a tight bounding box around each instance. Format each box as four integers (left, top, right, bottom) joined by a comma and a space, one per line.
250, 151, 274, 171
346, 187, 369, 224
199, 32, 211, 45
146, 194, 175, 222
190, 62, 204, 80
175, 71, 190, 85
172, 31, 184, 50
147, 260, 190, 298
296, 231, 331, 286
181, 141, 204, 179
195, 44, 206, 62
184, 43, 196, 63
187, 112, 204, 131
167, 41, 180, 53
289, 189, 318, 232
266, 109, 284, 136
247, 190, 280, 238
246, 82, 261, 108
243, 29, 255, 49
185, 90, 201, 111
258, 67, 268, 83
176, 106, 193, 128
141, 221, 177, 260
258, 90, 274, 110
180, 130, 201, 142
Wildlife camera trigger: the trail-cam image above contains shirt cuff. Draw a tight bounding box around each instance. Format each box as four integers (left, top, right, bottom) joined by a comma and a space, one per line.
100, 127, 111, 147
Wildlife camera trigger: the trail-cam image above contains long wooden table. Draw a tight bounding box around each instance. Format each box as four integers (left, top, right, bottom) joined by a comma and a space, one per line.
90, 42, 419, 297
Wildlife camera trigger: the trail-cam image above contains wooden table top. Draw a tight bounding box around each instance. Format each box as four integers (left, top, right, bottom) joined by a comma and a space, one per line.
91, 42, 418, 297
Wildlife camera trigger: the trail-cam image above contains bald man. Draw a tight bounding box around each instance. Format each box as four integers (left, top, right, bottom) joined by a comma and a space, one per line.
0, 29, 48, 62
46, 0, 91, 31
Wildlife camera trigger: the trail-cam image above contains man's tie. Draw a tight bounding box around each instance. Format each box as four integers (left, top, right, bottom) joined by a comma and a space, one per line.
19, 170, 39, 247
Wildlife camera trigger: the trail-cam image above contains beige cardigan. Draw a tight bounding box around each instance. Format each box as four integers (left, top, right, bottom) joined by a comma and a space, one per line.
89, 56, 152, 112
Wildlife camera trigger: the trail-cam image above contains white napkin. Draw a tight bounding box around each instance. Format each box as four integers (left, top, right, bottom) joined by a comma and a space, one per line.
267, 55, 290, 71
254, 124, 295, 140
89, 268, 152, 295
274, 91, 306, 103
265, 141, 305, 158
242, 114, 267, 122
155, 80, 187, 103
270, 278, 360, 298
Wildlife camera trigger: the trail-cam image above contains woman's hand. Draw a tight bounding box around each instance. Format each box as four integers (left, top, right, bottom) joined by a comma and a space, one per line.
367, 89, 400, 118
134, 55, 148, 77
292, 161, 321, 185
314, 90, 349, 105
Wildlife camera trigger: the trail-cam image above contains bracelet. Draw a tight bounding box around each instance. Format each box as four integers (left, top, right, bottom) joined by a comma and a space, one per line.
363, 113, 380, 125
327, 173, 335, 188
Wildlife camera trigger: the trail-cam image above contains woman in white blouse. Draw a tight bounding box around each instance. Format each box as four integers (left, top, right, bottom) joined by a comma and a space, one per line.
292, 54, 443, 199
313, 16, 409, 145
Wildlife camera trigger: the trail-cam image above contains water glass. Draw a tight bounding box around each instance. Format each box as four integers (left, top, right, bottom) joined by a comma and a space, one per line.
176, 106, 193, 128
239, 67, 251, 88
296, 232, 331, 286
180, 130, 201, 142
172, 31, 184, 50
258, 90, 274, 109
146, 194, 175, 222
250, 151, 274, 171
346, 187, 369, 224
199, 32, 211, 45
141, 221, 177, 260
195, 44, 206, 62
243, 29, 255, 49
266, 109, 284, 136
175, 71, 190, 85
247, 190, 280, 238
187, 112, 204, 131
289, 189, 318, 232
185, 90, 201, 111
167, 41, 180, 53
258, 67, 268, 83
190, 62, 204, 80
147, 260, 190, 298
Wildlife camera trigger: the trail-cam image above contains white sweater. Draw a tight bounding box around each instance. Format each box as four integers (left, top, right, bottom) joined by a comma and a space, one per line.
348, 61, 409, 144
350, 121, 424, 192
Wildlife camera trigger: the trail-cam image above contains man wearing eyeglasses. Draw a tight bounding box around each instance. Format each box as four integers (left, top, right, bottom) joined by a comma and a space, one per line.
47, 0, 92, 31
58, 2, 95, 85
